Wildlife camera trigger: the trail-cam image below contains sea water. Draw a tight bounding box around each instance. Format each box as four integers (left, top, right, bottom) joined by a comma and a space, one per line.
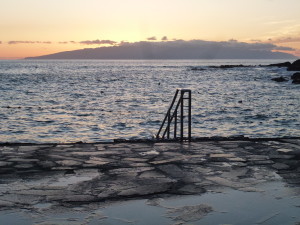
0, 59, 299, 143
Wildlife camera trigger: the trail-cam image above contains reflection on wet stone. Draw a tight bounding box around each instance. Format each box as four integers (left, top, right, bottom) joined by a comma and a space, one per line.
166, 204, 214, 223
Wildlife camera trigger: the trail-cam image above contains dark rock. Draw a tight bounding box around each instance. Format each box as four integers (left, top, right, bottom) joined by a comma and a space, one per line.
287, 59, 300, 71
209, 64, 253, 69
265, 62, 291, 67
291, 72, 300, 84
291, 72, 300, 79
271, 76, 288, 82
190, 67, 205, 71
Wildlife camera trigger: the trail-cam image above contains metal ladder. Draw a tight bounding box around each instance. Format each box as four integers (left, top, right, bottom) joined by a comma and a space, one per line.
156, 89, 191, 141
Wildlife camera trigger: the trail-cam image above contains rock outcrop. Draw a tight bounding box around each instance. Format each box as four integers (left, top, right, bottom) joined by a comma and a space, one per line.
287, 59, 300, 71
209, 64, 253, 69
266, 62, 291, 67
271, 76, 288, 82
291, 72, 300, 84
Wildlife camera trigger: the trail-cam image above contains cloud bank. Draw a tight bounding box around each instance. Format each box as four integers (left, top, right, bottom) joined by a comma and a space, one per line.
147, 36, 157, 41
79, 39, 117, 45
25, 39, 296, 60
6, 39, 117, 46
269, 37, 300, 44
8, 41, 52, 44
58, 41, 69, 44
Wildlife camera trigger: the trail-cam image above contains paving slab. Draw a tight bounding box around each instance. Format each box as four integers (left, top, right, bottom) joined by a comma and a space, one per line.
0, 138, 300, 224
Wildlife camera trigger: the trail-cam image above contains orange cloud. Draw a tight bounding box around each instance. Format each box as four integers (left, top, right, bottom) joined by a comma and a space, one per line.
147, 36, 157, 41
268, 37, 300, 44
79, 39, 117, 45
8, 41, 52, 44
56, 40, 117, 45
294, 49, 300, 57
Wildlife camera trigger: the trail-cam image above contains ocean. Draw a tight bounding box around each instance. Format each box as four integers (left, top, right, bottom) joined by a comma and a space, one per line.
0, 59, 299, 143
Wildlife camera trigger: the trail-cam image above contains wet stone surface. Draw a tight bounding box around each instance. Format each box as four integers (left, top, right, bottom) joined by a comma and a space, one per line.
0, 139, 300, 212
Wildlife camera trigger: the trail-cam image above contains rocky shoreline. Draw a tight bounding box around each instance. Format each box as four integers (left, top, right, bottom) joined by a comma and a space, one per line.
189, 59, 300, 84
267, 59, 300, 84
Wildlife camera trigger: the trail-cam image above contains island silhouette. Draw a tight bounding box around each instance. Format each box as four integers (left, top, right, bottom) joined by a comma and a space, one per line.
25, 40, 296, 60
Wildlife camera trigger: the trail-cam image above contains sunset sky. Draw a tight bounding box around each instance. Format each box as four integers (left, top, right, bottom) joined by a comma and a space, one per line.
1, 0, 300, 59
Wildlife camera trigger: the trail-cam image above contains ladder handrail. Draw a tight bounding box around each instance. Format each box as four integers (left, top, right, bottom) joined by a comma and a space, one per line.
156, 89, 192, 141
156, 89, 179, 138
162, 94, 182, 138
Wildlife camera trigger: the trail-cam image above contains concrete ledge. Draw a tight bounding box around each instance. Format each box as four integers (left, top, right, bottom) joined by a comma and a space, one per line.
1, 136, 300, 146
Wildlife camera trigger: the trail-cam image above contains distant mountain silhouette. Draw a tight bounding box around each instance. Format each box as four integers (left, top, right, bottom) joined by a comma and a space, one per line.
25, 40, 296, 59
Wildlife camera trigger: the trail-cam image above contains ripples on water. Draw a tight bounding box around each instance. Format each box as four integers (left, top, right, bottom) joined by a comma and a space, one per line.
0, 59, 299, 143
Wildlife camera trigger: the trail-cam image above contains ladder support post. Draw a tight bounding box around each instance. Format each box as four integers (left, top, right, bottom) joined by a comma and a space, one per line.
188, 90, 192, 141
174, 110, 177, 139
167, 111, 170, 139
180, 90, 184, 142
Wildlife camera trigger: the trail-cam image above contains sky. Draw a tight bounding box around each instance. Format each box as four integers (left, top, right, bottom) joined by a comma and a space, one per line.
0, 0, 300, 59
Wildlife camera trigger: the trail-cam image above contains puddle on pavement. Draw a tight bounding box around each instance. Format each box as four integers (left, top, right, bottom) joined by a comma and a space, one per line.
0, 181, 299, 225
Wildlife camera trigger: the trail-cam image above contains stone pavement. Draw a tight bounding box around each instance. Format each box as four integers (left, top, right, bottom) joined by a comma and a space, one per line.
0, 138, 300, 209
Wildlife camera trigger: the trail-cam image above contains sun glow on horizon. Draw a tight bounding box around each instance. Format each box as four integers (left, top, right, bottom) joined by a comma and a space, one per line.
0, 0, 300, 59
